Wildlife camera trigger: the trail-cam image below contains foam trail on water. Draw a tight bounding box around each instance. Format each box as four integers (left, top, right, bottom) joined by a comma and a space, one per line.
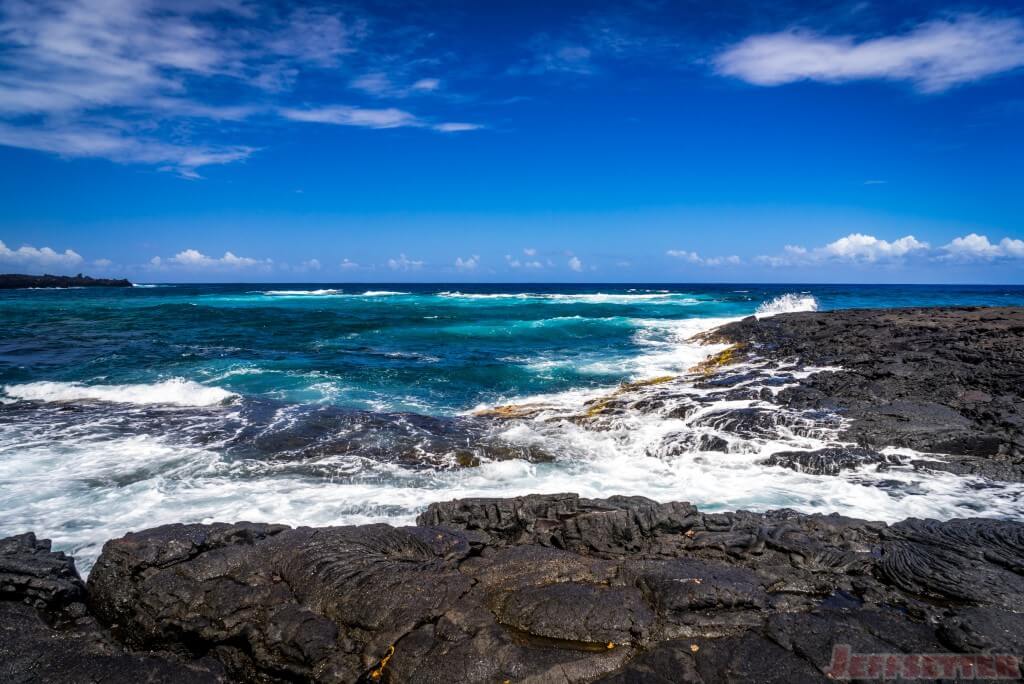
3, 379, 236, 407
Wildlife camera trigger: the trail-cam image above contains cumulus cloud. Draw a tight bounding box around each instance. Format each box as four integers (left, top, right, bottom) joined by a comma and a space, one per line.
340, 258, 360, 270
666, 249, 741, 266
523, 247, 537, 256
0, 239, 84, 269
93, 258, 112, 268
388, 253, 423, 271
941, 233, 1024, 261
299, 258, 321, 271
821, 233, 929, 261
714, 15, 1024, 93
567, 256, 583, 272
454, 255, 479, 271
163, 249, 271, 269
757, 233, 929, 266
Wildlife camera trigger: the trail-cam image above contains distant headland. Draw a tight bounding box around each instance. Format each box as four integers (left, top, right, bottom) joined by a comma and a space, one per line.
0, 273, 131, 289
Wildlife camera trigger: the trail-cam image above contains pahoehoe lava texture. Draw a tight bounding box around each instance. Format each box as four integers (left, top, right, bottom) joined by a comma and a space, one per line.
708, 307, 1024, 465
3, 493, 1024, 682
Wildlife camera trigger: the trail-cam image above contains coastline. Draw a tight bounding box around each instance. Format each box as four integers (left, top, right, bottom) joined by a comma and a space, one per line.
0, 273, 131, 289
3, 305, 1023, 682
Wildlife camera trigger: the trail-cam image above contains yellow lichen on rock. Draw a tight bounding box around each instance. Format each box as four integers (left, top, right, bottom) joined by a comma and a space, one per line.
689, 344, 744, 375
473, 403, 551, 419
618, 375, 675, 392
369, 645, 395, 680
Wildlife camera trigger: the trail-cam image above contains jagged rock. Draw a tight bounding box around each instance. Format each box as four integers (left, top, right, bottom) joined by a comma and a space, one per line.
4, 493, 1024, 682
710, 307, 1024, 462
762, 447, 901, 475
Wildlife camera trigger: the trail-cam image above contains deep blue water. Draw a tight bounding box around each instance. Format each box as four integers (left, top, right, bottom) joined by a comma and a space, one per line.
2, 282, 1024, 572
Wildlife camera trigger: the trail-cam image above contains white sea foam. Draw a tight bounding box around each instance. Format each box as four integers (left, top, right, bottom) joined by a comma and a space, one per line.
2, 378, 236, 407
263, 289, 344, 296
261, 289, 407, 297
437, 291, 700, 304
755, 293, 819, 318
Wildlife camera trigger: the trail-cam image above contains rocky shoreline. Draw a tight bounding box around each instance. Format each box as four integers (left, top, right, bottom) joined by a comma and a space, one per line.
3, 306, 1023, 682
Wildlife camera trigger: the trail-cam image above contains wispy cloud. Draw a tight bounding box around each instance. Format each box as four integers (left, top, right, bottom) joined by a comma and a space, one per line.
567, 255, 583, 272
454, 255, 479, 271
0, 0, 483, 175
281, 106, 420, 129
0, 238, 83, 269
666, 250, 741, 266
714, 15, 1024, 93
340, 258, 360, 270
350, 72, 443, 98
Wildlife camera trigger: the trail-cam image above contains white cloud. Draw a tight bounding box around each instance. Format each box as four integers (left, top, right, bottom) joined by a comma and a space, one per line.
0, 1, 479, 173
411, 78, 440, 91
756, 233, 929, 266
523, 247, 537, 256
351, 73, 442, 98
93, 258, 112, 267
433, 122, 483, 133
941, 233, 1024, 261
666, 249, 741, 266
505, 253, 542, 269
821, 233, 929, 261
0, 122, 255, 178
714, 15, 1024, 93
165, 248, 270, 269
567, 256, 583, 272
388, 253, 423, 271
281, 106, 420, 129
299, 258, 321, 271
0, 239, 83, 269
340, 258, 360, 270
455, 255, 479, 271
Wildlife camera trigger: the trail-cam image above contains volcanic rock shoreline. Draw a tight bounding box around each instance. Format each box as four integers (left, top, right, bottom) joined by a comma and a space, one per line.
3, 306, 1024, 683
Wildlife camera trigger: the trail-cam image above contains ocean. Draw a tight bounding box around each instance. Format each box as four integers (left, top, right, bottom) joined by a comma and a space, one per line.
3, 283, 1024, 572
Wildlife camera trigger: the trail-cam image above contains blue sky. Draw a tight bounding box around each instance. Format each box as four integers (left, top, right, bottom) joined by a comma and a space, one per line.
1, 0, 1022, 283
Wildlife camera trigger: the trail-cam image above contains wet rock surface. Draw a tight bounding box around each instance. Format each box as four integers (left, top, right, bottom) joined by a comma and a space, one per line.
4, 493, 1024, 682
709, 307, 1024, 467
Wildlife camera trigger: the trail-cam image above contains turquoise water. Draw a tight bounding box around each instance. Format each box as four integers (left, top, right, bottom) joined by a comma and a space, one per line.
2, 283, 1024, 571
3, 283, 1023, 413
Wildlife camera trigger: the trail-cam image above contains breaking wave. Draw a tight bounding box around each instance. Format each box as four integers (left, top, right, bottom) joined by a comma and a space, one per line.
755, 293, 819, 318
3, 378, 237, 407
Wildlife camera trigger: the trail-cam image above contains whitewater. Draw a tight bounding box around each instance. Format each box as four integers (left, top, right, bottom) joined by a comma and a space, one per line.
2, 283, 1024, 572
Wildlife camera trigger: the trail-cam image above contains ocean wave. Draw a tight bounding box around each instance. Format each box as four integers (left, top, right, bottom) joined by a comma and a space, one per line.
437, 291, 700, 304
754, 293, 819, 318
263, 289, 344, 296
261, 289, 408, 297
2, 378, 237, 407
